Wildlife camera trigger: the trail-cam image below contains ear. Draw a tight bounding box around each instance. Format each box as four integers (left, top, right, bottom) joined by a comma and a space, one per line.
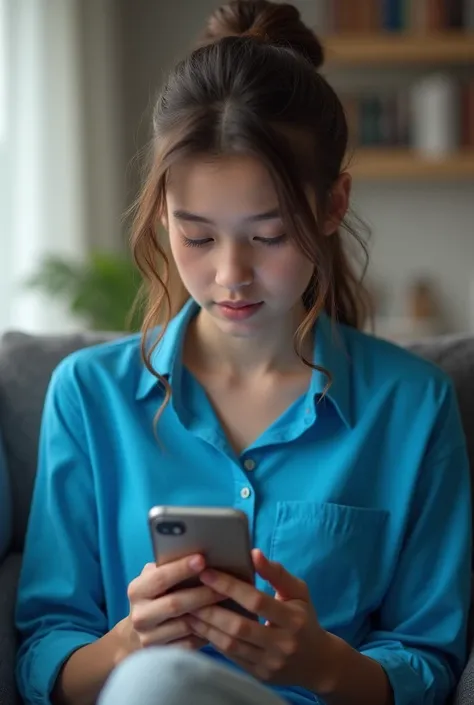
323, 172, 351, 237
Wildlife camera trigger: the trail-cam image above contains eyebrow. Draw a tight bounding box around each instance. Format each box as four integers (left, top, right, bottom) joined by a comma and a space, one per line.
172, 208, 281, 224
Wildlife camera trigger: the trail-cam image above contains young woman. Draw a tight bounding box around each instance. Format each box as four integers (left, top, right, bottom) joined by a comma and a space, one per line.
15, 2, 471, 705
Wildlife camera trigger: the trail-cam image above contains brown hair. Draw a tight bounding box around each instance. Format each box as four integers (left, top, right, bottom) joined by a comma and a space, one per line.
130, 0, 370, 414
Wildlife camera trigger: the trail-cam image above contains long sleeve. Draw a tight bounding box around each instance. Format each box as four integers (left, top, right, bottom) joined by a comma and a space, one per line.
15, 360, 107, 705
359, 382, 472, 705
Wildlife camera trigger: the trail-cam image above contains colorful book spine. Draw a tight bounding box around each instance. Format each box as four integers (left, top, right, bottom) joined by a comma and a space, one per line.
331, 0, 474, 32
461, 81, 474, 147
446, 0, 464, 28
382, 0, 403, 30
425, 0, 446, 31
409, 0, 428, 32
340, 79, 473, 152
342, 92, 411, 148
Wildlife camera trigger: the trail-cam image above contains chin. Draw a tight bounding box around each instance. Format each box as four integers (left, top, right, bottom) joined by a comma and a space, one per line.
215, 318, 261, 338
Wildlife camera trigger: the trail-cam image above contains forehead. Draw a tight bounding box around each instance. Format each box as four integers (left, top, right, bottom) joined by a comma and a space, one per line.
166, 154, 279, 213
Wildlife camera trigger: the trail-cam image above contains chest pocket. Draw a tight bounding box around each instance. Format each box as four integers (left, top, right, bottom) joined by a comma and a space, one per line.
269, 501, 388, 634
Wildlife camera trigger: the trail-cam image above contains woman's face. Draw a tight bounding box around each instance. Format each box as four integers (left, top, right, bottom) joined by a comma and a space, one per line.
164, 154, 315, 339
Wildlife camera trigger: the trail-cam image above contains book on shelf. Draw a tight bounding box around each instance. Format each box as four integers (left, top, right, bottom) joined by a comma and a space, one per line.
342, 78, 474, 152
328, 0, 474, 33
411, 74, 459, 155
462, 81, 474, 146
344, 92, 410, 148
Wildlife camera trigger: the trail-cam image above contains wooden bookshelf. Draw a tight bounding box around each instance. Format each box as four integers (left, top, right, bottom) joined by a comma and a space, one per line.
325, 32, 474, 65
347, 148, 474, 179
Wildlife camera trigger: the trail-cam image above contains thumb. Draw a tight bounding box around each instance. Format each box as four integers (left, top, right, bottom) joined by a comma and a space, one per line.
252, 549, 308, 601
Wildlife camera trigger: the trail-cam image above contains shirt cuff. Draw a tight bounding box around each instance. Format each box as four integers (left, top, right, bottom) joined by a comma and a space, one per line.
360, 646, 430, 705
18, 630, 98, 705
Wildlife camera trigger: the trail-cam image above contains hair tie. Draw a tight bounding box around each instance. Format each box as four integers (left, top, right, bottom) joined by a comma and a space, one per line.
245, 27, 269, 43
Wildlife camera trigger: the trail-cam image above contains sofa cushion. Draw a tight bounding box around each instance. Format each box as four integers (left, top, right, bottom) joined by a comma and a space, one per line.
0, 430, 11, 560
0, 331, 117, 551
0, 552, 23, 705
1, 328, 473, 552
408, 333, 474, 547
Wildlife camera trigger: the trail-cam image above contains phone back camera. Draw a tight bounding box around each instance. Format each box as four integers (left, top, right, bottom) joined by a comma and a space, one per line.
156, 521, 186, 536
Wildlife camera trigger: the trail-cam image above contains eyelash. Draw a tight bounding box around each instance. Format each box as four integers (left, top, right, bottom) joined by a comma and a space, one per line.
181, 237, 212, 248
181, 234, 288, 248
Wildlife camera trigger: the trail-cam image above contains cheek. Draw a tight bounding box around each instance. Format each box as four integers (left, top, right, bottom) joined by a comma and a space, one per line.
169, 235, 210, 288
172, 244, 194, 271
260, 251, 313, 294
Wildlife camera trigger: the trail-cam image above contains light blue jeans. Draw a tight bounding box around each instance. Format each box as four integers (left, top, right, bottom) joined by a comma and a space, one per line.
98, 648, 288, 705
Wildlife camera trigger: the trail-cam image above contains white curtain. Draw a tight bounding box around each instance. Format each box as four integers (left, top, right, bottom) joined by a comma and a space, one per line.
0, 0, 123, 333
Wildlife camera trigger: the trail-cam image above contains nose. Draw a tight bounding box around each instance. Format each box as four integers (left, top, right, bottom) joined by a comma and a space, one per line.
214, 243, 253, 291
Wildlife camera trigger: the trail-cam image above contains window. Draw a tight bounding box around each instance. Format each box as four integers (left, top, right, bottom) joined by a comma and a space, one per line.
0, 0, 5, 142
0, 0, 11, 331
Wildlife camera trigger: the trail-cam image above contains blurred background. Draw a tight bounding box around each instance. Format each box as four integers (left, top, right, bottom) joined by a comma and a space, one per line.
0, 0, 473, 343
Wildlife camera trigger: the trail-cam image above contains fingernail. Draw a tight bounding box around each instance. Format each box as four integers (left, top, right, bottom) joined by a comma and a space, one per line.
189, 555, 204, 571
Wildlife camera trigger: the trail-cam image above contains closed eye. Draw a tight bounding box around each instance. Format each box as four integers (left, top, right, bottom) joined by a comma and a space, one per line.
180, 234, 288, 248
254, 234, 288, 246
180, 236, 214, 248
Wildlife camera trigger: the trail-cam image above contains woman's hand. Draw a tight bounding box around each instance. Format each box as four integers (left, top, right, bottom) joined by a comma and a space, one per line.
114, 555, 224, 663
187, 549, 336, 691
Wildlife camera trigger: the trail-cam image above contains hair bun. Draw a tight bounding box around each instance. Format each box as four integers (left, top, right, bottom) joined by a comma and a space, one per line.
201, 0, 324, 70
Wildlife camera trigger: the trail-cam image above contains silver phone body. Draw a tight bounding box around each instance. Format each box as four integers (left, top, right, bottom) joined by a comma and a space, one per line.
148, 506, 256, 619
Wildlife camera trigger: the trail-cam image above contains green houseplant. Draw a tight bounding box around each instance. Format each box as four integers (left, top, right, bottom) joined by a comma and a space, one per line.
27, 251, 143, 332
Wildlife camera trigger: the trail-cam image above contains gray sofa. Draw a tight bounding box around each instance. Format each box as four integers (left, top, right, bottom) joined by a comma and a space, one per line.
0, 329, 474, 705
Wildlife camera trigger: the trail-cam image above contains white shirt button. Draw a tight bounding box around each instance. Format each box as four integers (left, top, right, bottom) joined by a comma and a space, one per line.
240, 487, 251, 499
243, 458, 256, 471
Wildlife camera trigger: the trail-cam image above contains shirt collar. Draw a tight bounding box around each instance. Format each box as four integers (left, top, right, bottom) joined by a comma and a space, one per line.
309, 312, 352, 428
135, 297, 197, 400
136, 301, 353, 428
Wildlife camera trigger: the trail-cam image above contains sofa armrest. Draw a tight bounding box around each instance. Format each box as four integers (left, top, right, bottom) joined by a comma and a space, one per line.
0, 553, 21, 705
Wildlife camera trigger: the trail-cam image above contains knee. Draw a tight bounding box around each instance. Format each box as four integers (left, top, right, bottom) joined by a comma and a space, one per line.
98, 647, 213, 705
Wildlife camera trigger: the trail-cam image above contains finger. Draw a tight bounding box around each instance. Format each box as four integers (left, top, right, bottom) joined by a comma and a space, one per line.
230, 656, 284, 683
187, 616, 263, 664
252, 550, 308, 601
137, 617, 193, 648
128, 555, 205, 600
175, 635, 208, 650
199, 570, 296, 628
190, 605, 295, 653
131, 586, 223, 630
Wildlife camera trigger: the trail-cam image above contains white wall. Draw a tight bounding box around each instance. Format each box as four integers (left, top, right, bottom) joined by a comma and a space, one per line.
118, 0, 222, 209
352, 181, 474, 334
79, 0, 125, 253
117, 0, 474, 335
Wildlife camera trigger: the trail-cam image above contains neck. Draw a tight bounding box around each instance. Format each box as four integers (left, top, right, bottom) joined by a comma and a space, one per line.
185, 304, 313, 379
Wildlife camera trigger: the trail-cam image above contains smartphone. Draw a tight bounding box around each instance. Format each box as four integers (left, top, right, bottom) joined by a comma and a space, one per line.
148, 506, 257, 620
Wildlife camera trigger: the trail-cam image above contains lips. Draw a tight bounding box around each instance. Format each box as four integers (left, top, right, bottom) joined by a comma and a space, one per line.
217, 301, 260, 309
215, 300, 264, 321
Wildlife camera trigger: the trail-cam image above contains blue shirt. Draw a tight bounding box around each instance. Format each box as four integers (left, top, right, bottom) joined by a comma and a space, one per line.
16, 299, 471, 705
